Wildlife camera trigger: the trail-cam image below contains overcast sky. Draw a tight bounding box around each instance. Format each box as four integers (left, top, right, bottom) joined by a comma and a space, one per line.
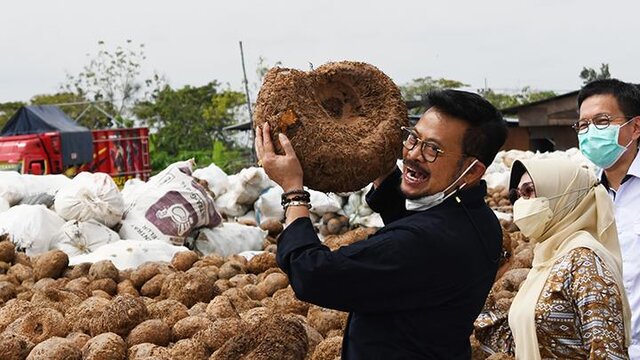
1, 0, 639, 103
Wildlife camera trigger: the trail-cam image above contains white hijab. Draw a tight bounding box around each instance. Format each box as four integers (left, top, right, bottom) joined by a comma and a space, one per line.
507, 158, 631, 359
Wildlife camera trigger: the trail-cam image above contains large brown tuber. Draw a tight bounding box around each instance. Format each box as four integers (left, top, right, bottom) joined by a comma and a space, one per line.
253, 61, 408, 192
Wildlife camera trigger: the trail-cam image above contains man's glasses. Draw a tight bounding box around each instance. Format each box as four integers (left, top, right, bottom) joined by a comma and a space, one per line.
401, 126, 464, 163
572, 114, 636, 134
509, 182, 536, 204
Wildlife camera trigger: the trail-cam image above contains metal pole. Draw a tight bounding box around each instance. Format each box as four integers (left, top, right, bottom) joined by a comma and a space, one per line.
239, 41, 256, 163
239, 41, 253, 122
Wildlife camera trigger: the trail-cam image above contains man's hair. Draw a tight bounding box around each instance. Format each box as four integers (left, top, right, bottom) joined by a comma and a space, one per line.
577, 79, 640, 117
424, 89, 507, 167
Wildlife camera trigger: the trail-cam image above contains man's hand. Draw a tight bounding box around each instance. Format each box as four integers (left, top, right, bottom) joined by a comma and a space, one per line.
255, 122, 304, 191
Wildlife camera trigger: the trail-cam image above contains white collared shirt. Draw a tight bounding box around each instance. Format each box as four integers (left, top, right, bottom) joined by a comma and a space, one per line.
601, 148, 640, 358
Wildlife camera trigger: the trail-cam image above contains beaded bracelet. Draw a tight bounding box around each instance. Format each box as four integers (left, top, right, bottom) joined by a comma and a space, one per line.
282, 200, 312, 222
281, 194, 311, 206
284, 200, 312, 209
282, 189, 309, 197
281, 189, 311, 206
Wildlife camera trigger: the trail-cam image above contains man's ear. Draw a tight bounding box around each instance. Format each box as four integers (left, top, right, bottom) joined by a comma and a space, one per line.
462, 158, 486, 186
632, 117, 640, 141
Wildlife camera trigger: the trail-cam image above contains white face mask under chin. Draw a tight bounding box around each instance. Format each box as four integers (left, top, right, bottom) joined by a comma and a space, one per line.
406, 159, 478, 211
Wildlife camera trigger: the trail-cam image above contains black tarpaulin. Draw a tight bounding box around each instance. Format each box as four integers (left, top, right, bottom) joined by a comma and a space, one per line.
1, 105, 94, 167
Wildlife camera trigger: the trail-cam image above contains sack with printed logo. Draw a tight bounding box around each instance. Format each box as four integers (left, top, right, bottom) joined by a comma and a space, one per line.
119, 160, 222, 245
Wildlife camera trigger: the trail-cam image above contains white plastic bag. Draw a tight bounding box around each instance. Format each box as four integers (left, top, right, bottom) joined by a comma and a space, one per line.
52, 219, 120, 257
0, 172, 71, 205
309, 190, 343, 216
0, 204, 66, 256
192, 163, 229, 198
120, 178, 146, 207
0, 172, 27, 205
238, 250, 265, 261
215, 167, 274, 217
54, 172, 125, 228
0, 197, 9, 213
254, 187, 284, 222
195, 222, 267, 257
119, 160, 222, 245
69, 240, 189, 270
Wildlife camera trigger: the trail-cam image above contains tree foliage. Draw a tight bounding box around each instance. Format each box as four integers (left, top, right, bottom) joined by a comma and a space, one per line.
479, 86, 557, 110
134, 82, 247, 172
0, 101, 26, 130
62, 40, 161, 128
400, 77, 469, 101
580, 63, 611, 85
399, 77, 469, 115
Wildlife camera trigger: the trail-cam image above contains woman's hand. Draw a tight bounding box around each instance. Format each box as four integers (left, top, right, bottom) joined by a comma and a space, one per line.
255, 122, 304, 191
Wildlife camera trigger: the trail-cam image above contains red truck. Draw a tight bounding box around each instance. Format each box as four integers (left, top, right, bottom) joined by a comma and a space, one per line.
0, 105, 151, 187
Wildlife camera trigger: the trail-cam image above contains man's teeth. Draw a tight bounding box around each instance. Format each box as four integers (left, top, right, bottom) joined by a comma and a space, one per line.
407, 168, 426, 181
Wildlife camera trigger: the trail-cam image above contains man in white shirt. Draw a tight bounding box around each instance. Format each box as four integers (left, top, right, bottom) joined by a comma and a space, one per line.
576, 79, 640, 357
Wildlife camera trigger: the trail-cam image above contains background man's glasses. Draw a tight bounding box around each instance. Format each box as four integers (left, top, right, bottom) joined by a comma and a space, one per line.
572, 114, 635, 134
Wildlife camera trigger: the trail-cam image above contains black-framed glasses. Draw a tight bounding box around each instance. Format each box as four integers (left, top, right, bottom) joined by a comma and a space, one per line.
401, 126, 460, 163
509, 182, 536, 204
572, 114, 636, 134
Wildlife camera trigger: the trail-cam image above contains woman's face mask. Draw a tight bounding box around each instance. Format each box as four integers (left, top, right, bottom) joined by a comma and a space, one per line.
511, 175, 595, 241
513, 197, 553, 240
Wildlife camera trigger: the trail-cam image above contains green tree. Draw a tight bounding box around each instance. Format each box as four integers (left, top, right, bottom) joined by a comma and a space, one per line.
580, 63, 611, 85
0, 101, 26, 129
30, 92, 86, 120
479, 86, 557, 110
400, 77, 469, 115
134, 82, 247, 172
63, 40, 161, 128
400, 77, 469, 101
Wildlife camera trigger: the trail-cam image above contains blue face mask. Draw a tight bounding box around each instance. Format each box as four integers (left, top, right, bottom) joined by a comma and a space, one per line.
578, 119, 634, 169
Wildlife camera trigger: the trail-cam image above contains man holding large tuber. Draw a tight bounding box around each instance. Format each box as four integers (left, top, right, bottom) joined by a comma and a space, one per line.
256, 89, 507, 359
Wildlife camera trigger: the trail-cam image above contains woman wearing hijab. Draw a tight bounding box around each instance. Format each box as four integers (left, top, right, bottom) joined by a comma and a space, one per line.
475, 158, 631, 359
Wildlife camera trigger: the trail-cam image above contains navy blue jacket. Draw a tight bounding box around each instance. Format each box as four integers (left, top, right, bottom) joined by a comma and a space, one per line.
276, 168, 502, 359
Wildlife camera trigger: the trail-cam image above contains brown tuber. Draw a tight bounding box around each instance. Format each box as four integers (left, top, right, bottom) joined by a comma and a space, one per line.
91, 294, 149, 337
193, 317, 247, 354
81, 332, 126, 360
211, 314, 308, 360
0, 239, 16, 263
5, 307, 69, 345
32, 250, 68, 281
88, 260, 119, 282
160, 272, 219, 308
127, 319, 171, 347
25, 336, 81, 360
170, 251, 200, 272
0, 332, 34, 360
247, 252, 278, 274
171, 316, 214, 342
306, 305, 348, 337
311, 336, 343, 360
146, 299, 189, 328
